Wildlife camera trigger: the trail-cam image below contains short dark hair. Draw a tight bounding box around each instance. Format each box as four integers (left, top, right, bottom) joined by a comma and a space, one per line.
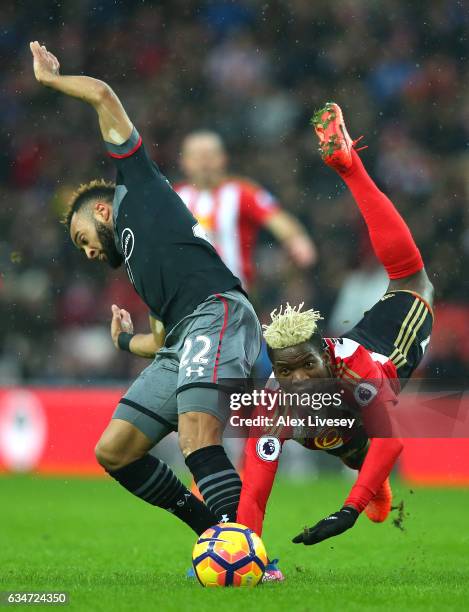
63, 179, 115, 230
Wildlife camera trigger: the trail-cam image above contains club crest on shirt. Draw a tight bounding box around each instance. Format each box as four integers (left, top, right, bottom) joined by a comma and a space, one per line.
256, 436, 281, 462
121, 227, 135, 263
120, 227, 136, 287
354, 382, 378, 406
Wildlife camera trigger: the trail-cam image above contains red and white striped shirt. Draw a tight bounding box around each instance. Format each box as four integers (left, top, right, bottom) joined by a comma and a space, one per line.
175, 177, 279, 287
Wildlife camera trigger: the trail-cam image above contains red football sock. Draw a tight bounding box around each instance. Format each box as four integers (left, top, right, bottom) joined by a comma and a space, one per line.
339, 150, 423, 279
344, 438, 403, 513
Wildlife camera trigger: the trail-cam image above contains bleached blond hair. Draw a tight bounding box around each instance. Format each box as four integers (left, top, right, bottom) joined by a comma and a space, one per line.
262, 302, 323, 350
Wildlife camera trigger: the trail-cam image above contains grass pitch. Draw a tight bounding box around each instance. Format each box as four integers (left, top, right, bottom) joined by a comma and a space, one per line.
1, 474, 468, 611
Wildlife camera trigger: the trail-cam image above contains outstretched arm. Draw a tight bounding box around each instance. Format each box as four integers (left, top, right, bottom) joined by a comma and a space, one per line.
343, 436, 403, 513
292, 434, 403, 546
30, 41, 132, 146
264, 210, 317, 268
237, 437, 281, 536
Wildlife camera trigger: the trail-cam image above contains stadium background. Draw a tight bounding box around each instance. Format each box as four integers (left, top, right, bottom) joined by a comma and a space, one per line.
0, 3, 468, 479
1, 2, 469, 608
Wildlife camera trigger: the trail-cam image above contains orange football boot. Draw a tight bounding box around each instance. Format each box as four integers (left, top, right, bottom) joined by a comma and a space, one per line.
364, 477, 393, 523
311, 102, 366, 172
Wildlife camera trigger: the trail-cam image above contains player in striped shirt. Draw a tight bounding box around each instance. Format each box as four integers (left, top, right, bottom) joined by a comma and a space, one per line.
237, 103, 434, 579
175, 131, 317, 287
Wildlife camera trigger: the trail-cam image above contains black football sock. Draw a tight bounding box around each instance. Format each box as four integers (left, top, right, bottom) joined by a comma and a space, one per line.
185, 445, 242, 523
109, 454, 217, 535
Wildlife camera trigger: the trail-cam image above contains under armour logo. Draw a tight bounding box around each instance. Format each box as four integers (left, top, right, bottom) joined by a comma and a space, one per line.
186, 366, 204, 377
220, 514, 229, 523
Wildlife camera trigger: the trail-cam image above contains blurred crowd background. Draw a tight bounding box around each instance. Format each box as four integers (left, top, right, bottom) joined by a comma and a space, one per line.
1, 0, 468, 384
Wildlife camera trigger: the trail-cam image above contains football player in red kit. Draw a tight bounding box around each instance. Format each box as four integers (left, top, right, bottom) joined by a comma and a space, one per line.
237, 103, 434, 580
175, 131, 317, 289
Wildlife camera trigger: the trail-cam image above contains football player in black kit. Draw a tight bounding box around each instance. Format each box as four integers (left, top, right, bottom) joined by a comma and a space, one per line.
30, 42, 262, 535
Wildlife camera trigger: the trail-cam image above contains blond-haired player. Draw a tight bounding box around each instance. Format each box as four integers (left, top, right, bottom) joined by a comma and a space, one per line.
175, 130, 317, 289
237, 103, 434, 579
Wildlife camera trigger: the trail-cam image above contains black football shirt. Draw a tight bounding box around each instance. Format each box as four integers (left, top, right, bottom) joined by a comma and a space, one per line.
106, 128, 243, 332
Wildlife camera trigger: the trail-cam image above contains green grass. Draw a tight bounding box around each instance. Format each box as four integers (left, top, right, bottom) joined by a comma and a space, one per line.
1, 475, 469, 611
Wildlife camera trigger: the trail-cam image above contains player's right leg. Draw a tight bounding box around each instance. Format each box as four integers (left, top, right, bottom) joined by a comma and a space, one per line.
312, 103, 434, 378
312, 102, 434, 306
176, 290, 262, 524
95, 356, 217, 535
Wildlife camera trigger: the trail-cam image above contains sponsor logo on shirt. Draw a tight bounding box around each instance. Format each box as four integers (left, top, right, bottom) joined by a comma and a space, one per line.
313, 428, 344, 450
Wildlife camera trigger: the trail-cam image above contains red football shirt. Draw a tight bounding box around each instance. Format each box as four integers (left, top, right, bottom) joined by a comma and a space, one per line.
175, 178, 279, 287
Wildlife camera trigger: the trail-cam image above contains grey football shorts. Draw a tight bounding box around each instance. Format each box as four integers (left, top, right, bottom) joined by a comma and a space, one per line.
112, 289, 262, 443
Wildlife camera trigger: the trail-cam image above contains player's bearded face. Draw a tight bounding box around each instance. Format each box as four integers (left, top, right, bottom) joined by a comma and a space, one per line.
94, 220, 123, 269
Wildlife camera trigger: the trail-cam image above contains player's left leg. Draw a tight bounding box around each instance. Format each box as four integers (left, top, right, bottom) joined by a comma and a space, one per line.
95, 359, 217, 536
312, 102, 434, 306
174, 289, 262, 523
